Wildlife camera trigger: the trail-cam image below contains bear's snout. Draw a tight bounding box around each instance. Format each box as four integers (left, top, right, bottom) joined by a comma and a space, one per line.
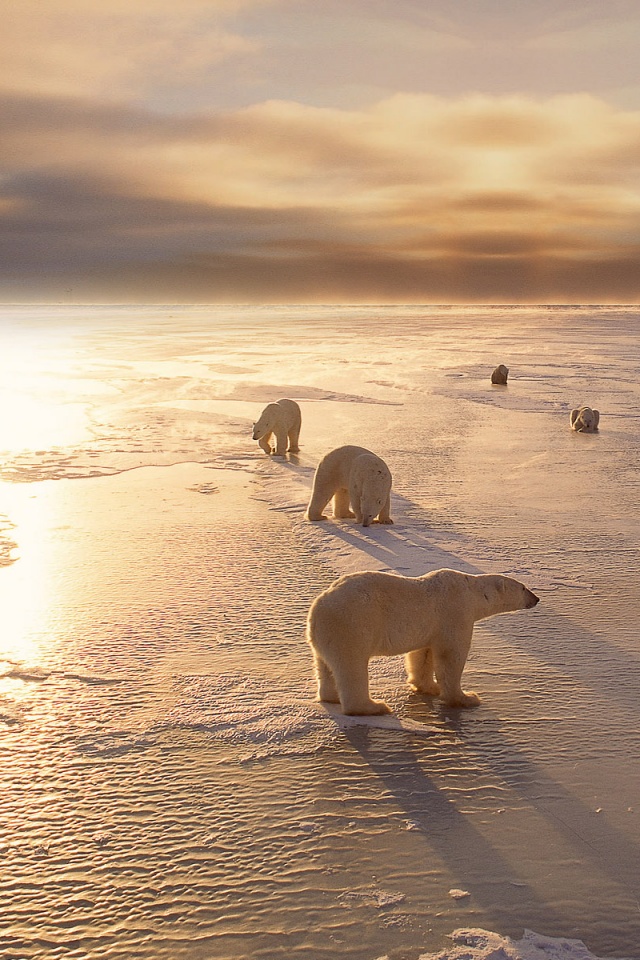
525, 590, 540, 608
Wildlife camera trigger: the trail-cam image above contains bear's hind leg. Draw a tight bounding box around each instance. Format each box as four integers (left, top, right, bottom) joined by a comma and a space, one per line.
287, 424, 300, 453
313, 653, 340, 703
405, 648, 440, 696
331, 657, 391, 715
433, 639, 480, 708
333, 487, 355, 519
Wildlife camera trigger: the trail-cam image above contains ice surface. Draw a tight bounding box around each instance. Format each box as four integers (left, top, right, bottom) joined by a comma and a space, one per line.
1, 305, 640, 960
416, 928, 630, 960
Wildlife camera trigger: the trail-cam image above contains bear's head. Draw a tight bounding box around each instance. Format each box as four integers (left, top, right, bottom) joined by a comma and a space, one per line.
252, 403, 278, 440
361, 496, 386, 527
571, 406, 599, 433
360, 465, 392, 527
479, 574, 539, 615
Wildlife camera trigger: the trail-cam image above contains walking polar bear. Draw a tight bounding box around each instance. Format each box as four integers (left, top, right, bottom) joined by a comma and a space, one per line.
252, 398, 301, 456
570, 405, 600, 433
307, 568, 539, 715
306, 445, 393, 527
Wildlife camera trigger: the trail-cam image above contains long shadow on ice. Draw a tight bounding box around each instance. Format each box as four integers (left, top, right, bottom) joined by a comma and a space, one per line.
341, 725, 569, 935
310, 517, 478, 574
342, 715, 640, 948
446, 706, 640, 897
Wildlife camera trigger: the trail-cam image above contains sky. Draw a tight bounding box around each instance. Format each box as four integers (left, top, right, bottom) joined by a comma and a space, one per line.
2, 0, 640, 303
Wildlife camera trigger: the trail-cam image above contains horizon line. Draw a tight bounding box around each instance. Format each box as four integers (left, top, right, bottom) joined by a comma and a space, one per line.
1, 301, 639, 309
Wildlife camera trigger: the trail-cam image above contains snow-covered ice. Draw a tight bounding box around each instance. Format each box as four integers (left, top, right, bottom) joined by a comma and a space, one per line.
0, 304, 639, 960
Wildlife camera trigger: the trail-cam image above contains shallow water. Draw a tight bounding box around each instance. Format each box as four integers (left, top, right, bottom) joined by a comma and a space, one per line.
1, 304, 639, 959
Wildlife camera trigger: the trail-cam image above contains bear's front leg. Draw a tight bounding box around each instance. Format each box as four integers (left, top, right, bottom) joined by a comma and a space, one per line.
374, 494, 394, 524
258, 433, 273, 454
273, 430, 288, 456
442, 689, 481, 708
433, 636, 481, 708
333, 488, 355, 519
405, 648, 440, 696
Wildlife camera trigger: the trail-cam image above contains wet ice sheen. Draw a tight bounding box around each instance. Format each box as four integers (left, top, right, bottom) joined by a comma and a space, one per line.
0, 305, 639, 960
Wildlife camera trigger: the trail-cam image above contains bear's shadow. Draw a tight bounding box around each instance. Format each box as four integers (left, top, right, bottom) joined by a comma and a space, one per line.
341, 724, 564, 933
342, 719, 640, 944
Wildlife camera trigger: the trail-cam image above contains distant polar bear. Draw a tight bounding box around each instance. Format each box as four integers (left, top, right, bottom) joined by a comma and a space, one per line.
306, 568, 539, 715
306, 445, 393, 527
252, 398, 301, 456
491, 364, 509, 385
570, 406, 600, 433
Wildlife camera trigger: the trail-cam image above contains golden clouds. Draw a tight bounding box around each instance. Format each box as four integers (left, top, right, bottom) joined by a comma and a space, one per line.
206, 93, 640, 248
2, 90, 640, 301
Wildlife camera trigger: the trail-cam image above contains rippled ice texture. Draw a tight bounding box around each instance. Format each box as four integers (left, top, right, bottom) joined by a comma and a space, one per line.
0, 304, 639, 960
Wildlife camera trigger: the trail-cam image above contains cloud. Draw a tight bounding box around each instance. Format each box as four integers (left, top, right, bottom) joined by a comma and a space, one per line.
4, 0, 640, 120
2, 90, 640, 301
525, 16, 640, 52
0, 0, 269, 101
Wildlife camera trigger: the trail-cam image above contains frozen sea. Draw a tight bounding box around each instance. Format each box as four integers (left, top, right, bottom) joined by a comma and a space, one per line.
1, 304, 639, 960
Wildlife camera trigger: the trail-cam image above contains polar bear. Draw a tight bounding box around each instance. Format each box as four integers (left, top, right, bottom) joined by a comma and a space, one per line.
252, 398, 301, 456
491, 364, 509, 385
570, 406, 599, 433
306, 445, 393, 527
306, 568, 539, 715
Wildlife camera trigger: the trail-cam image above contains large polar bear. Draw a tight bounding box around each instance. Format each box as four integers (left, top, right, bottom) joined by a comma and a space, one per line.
306, 568, 539, 715
306, 445, 393, 527
570, 405, 599, 433
252, 398, 301, 456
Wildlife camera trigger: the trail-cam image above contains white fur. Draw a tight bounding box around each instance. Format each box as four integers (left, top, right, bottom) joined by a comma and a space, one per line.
570, 405, 600, 433
306, 568, 539, 715
306, 445, 393, 526
252, 398, 301, 456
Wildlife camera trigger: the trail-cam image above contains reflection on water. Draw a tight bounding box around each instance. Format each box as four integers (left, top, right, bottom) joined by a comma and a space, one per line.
0, 321, 96, 452
0, 390, 91, 452
0, 483, 64, 664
